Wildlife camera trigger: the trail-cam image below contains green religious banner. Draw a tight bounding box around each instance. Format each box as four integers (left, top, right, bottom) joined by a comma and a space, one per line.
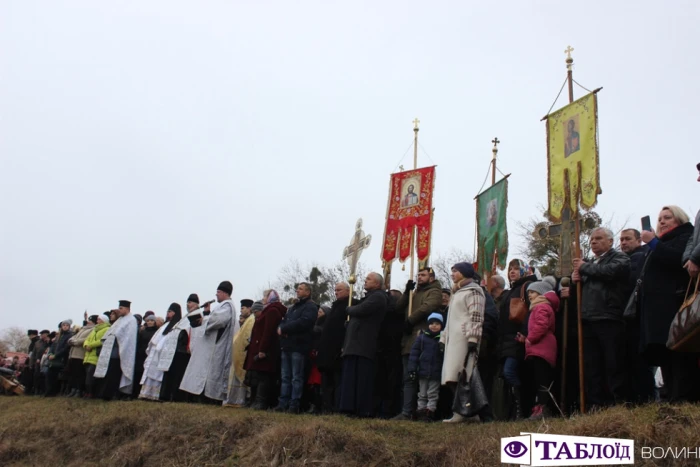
476, 178, 509, 277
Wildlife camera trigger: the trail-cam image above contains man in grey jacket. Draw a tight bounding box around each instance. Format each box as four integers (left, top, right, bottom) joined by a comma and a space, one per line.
682, 162, 700, 278
573, 227, 630, 408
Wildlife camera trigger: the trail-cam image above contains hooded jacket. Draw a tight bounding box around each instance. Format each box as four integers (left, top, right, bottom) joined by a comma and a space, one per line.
83, 322, 111, 366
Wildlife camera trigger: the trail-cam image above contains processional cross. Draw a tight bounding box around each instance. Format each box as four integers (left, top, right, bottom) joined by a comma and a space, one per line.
537, 207, 597, 277
342, 218, 372, 306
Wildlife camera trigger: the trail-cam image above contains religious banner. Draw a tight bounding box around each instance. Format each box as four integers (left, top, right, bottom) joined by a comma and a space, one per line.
475, 178, 508, 276
381, 166, 436, 263
545, 92, 601, 221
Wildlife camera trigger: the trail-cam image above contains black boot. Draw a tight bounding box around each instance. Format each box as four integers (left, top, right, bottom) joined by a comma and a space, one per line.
251, 378, 269, 411
512, 386, 523, 420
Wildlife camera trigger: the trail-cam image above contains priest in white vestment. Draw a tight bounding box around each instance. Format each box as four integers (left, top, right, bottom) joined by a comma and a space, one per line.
95, 300, 138, 400
180, 281, 239, 402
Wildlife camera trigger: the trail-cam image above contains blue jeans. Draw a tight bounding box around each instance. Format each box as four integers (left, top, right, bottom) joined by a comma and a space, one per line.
503, 357, 521, 387
278, 351, 305, 409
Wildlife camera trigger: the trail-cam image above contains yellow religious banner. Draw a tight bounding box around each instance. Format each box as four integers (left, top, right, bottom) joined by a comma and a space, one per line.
545, 92, 601, 221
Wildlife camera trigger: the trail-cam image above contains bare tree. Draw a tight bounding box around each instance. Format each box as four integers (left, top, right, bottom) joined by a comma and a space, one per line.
430, 248, 474, 289
319, 260, 367, 302
0, 327, 31, 353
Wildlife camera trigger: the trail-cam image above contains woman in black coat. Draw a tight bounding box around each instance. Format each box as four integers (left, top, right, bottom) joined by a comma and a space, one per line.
495, 259, 536, 419
639, 205, 699, 403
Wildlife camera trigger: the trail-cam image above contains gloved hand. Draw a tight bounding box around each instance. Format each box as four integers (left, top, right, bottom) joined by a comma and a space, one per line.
403, 320, 414, 335
468, 341, 478, 353
439, 342, 445, 353
408, 371, 417, 382
405, 280, 416, 293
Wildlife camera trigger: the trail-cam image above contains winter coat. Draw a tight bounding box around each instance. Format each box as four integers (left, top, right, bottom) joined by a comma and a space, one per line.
49, 331, 73, 369
30, 339, 48, 369
343, 289, 388, 360
639, 223, 693, 365
68, 324, 94, 361
279, 297, 318, 354
316, 297, 349, 372
407, 330, 444, 381
397, 280, 443, 355
244, 301, 286, 373
440, 281, 485, 384
525, 292, 559, 368
683, 210, 700, 266
578, 248, 630, 322
497, 274, 537, 361
83, 323, 111, 366
137, 327, 157, 363
482, 288, 499, 342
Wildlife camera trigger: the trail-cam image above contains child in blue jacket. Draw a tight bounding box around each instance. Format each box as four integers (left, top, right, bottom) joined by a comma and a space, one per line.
407, 312, 444, 421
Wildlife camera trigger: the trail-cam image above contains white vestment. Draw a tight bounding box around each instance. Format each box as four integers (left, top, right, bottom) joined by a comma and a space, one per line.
94, 314, 138, 395
138, 325, 167, 400
180, 300, 239, 400
157, 317, 191, 372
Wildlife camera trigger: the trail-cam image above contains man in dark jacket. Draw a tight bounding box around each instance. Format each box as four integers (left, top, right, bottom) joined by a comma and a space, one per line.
274, 283, 317, 413
338, 272, 388, 417
32, 330, 50, 395
392, 267, 442, 420
573, 227, 630, 408
316, 283, 350, 413
620, 228, 654, 404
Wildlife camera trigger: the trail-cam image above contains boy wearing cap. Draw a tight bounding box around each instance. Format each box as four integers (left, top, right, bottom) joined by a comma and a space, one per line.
407, 312, 445, 421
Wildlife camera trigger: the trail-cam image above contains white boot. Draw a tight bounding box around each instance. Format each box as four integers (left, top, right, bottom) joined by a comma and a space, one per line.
442, 413, 466, 423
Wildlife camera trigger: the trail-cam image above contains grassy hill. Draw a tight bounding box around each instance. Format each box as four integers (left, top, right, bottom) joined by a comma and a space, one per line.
1, 397, 699, 466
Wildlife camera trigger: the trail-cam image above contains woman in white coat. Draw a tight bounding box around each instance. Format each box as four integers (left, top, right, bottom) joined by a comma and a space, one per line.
440, 262, 485, 423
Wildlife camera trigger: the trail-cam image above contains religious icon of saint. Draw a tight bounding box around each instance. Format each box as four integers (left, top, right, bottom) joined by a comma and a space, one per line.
564, 118, 580, 157
487, 199, 498, 227
401, 184, 419, 208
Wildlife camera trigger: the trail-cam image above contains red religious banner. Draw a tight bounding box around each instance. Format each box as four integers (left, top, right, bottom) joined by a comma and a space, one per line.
381, 166, 436, 263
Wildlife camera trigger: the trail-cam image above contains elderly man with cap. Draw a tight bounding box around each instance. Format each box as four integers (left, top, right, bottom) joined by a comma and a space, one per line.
441, 262, 486, 423
180, 281, 239, 403
223, 299, 256, 407
95, 300, 139, 401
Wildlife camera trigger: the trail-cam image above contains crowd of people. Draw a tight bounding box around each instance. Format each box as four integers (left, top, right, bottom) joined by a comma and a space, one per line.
10, 164, 700, 423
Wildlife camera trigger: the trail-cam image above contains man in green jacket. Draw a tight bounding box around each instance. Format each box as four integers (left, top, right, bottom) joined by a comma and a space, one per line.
392, 267, 442, 420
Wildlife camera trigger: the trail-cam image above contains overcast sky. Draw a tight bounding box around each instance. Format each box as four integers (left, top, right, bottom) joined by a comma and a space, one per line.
1, 1, 698, 330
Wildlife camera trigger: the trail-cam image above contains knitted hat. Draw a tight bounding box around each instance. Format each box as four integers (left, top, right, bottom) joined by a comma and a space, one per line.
427, 312, 444, 325
144, 314, 157, 322
187, 294, 200, 304
251, 301, 264, 313
88, 315, 99, 325
217, 281, 233, 296
61, 319, 73, 327
441, 288, 452, 295
143, 311, 155, 319
452, 262, 475, 279
241, 299, 254, 308
97, 314, 109, 324
527, 276, 557, 296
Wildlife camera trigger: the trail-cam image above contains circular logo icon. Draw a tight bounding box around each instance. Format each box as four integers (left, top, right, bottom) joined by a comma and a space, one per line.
504, 441, 528, 458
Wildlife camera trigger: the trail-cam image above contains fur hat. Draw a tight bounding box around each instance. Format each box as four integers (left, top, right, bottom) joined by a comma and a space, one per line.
88, 315, 99, 325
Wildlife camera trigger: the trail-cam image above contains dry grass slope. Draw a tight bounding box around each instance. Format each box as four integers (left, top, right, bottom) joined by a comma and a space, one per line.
1, 398, 699, 466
